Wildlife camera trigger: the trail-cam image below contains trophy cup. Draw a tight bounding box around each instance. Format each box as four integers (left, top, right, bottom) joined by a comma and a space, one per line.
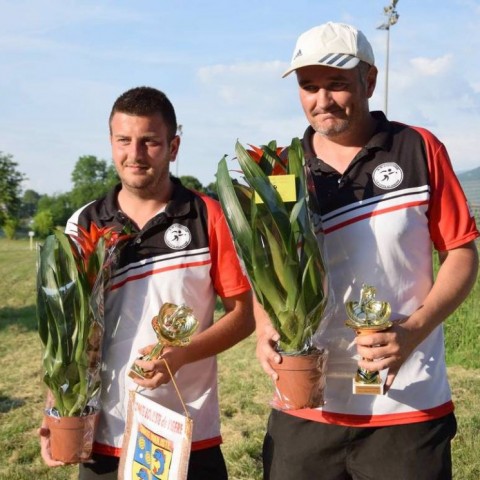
129, 302, 199, 380
345, 285, 392, 395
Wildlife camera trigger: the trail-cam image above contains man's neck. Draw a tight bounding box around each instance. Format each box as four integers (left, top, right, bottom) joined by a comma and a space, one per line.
313, 115, 377, 174
117, 180, 173, 230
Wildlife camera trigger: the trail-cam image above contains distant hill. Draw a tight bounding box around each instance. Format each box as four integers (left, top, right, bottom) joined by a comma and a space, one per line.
457, 167, 480, 205
458, 167, 480, 182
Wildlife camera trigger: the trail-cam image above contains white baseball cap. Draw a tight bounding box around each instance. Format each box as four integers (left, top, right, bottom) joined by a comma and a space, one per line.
282, 22, 375, 77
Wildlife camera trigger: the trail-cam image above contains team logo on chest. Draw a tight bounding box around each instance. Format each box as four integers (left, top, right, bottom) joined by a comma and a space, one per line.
372, 162, 404, 190
164, 224, 192, 250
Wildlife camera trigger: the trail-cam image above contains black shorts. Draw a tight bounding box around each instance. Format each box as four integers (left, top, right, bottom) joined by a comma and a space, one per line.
263, 409, 457, 480
78, 445, 228, 480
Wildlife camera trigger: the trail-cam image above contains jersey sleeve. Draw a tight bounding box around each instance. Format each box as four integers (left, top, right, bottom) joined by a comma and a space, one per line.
201, 195, 251, 298
416, 127, 479, 250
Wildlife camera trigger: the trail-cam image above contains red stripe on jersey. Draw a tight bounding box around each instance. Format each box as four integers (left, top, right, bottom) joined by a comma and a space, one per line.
93, 435, 223, 458
287, 400, 454, 427
110, 259, 211, 291
93, 442, 121, 457
190, 435, 223, 451
325, 199, 429, 234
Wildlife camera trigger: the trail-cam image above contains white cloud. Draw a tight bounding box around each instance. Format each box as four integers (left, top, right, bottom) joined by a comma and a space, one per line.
197, 61, 286, 82
2, 0, 480, 195
471, 81, 480, 93
410, 54, 453, 76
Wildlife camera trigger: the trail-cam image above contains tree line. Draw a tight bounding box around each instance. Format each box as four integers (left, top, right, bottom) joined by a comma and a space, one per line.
0, 151, 217, 239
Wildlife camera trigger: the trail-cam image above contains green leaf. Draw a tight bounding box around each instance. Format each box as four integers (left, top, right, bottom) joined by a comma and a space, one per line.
216, 138, 329, 353
36, 227, 110, 416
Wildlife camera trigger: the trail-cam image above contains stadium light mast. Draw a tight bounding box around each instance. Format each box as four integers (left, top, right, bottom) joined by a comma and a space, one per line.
175, 124, 183, 177
377, 0, 400, 116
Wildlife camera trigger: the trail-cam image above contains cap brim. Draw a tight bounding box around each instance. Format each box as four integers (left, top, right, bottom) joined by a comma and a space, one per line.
282, 55, 361, 78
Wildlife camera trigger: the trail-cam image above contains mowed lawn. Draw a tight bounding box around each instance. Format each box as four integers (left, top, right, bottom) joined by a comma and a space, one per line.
0, 238, 479, 479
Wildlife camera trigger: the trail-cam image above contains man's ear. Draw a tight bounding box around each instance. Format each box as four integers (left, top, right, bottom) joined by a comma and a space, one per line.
366, 66, 378, 99
169, 135, 181, 161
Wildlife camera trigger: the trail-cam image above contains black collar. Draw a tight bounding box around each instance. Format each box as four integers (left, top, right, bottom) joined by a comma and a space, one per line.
302, 111, 393, 174
97, 177, 193, 225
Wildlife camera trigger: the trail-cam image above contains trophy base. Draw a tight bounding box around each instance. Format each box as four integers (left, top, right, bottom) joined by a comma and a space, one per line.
128, 358, 154, 381
128, 369, 150, 380
352, 378, 385, 395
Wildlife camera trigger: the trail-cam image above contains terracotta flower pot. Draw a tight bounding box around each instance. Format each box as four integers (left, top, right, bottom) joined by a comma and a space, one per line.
44, 412, 99, 464
271, 348, 328, 410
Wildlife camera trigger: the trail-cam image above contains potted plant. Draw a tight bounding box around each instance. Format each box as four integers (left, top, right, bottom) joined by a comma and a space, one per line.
37, 223, 129, 463
216, 138, 330, 409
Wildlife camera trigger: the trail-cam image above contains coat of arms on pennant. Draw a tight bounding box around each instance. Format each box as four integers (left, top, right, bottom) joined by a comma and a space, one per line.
119, 391, 193, 480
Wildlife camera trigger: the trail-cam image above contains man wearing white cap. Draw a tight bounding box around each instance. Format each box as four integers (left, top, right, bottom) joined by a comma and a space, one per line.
255, 21, 479, 479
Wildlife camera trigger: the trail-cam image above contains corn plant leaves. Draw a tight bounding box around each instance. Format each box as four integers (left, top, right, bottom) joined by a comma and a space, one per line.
36, 226, 116, 416
216, 138, 328, 353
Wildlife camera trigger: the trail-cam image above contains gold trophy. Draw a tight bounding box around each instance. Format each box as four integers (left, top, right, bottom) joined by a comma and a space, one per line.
345, 285, 392, 395
129, 302, 199, 380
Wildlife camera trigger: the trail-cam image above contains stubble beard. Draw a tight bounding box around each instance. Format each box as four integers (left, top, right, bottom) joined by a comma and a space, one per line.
312, 117, 350, 138
121, 170, 169, 198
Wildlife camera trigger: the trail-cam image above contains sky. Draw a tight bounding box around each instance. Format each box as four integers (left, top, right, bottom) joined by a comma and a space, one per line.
1, 0, 480, 195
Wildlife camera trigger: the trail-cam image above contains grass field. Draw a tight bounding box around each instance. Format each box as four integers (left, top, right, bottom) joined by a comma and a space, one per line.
0, 239, 479, 479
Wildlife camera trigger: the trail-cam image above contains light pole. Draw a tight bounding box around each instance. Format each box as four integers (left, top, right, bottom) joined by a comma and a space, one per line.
377, 0, 399, 116
175, 124, 183, 177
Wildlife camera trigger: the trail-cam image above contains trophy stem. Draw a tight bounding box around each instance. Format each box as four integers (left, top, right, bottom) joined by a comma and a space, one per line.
351, 326, 388, 395
128, 302, 199, 381
356, 367, 380, 384
145, 342, 165, 362
344, 284, 392, 396
128, 343, 165, 380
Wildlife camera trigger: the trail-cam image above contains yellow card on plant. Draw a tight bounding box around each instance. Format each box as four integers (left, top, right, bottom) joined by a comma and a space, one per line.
255, 174, 296, 204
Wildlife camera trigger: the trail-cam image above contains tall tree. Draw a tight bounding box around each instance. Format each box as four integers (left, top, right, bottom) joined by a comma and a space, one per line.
71, 155, 109, 187
37, 193, 74, 227
106, 163, 119, 187
70, 155, 118, 208
0, 152, 25, 224
179, 175, 204, 193
205, 181, 218, 199
33, 209, 55, 238
20, 189, 41, 219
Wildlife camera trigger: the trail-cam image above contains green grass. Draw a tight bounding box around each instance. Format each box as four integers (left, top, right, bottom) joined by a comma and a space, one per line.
0, 239, 479, 479
440, 247, 480, 368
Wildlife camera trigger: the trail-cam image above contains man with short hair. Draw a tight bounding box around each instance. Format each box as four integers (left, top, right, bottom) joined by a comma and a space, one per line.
40, 86, 254, 479
255, 22, 479, 480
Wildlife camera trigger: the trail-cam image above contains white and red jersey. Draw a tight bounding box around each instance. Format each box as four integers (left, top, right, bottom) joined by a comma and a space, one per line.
66, 179, 251, 456
290, 112, 479, 427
